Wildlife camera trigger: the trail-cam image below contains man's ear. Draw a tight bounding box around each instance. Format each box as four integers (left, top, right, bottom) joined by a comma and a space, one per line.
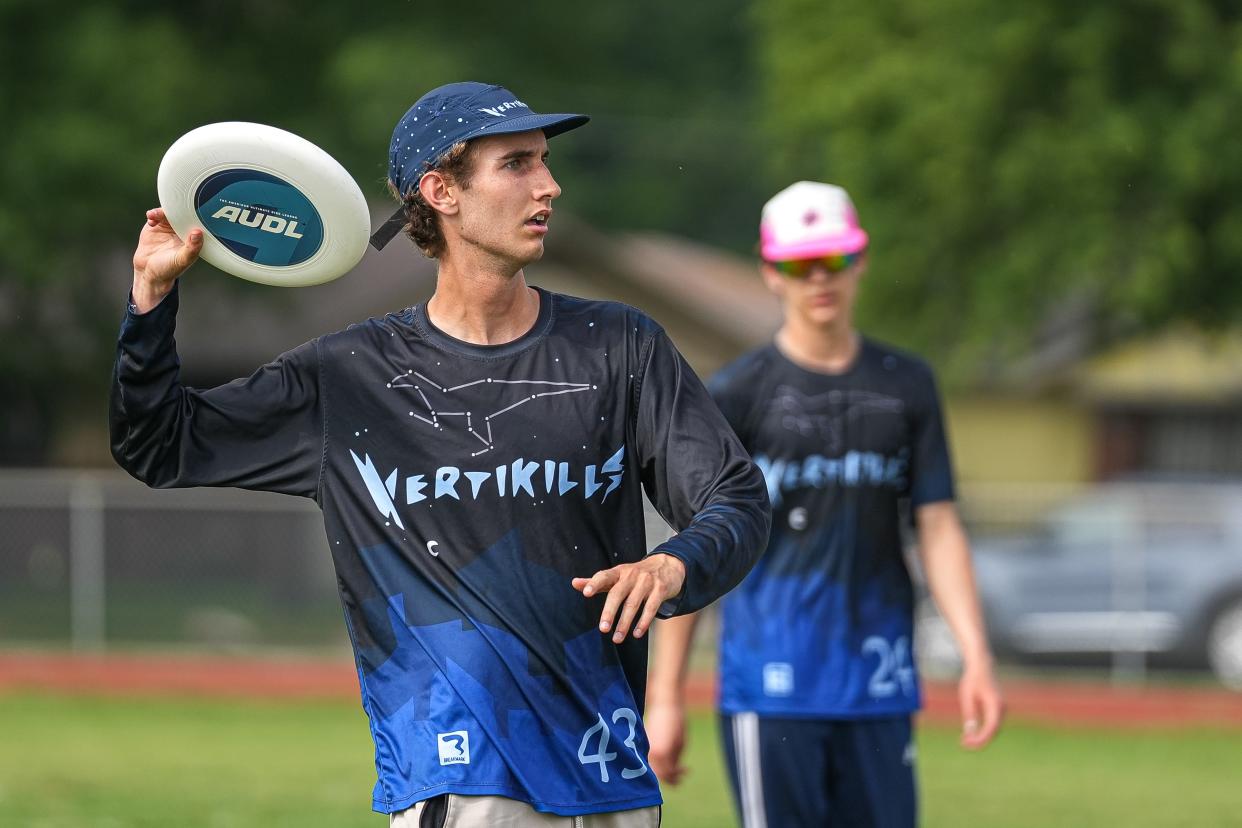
419, 170, 459, 216
760, 262, 785, 296
855, 256, 869, 280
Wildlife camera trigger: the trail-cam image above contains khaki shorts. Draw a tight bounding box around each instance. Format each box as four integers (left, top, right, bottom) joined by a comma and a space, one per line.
390, 794, 660, 828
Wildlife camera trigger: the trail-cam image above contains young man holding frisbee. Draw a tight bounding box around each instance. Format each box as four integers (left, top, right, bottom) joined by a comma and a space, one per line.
111, 82, 770, 827
646, 181, 1003, 827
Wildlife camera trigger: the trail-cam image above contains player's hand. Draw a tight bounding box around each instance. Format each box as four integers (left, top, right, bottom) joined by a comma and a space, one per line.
572, 553, 686, 644
644, 699, 688, 785
958, 662, 1003, 749
131, 207, 203, 313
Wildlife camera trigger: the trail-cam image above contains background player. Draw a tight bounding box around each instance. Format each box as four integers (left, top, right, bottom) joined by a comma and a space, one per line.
112, 82, 770, 826
645, 181, 1002, 827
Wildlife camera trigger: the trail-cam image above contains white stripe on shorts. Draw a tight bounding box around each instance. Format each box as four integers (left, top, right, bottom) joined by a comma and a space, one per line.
733, 712, 767, 828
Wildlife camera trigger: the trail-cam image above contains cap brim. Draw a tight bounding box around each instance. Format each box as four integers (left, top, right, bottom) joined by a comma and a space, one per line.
470, 112, 589, 141
761, 228, 869, 261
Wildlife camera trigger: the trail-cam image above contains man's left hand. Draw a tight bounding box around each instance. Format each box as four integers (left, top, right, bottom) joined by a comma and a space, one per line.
572, 553, 686, 643
958, 664, 1004, 749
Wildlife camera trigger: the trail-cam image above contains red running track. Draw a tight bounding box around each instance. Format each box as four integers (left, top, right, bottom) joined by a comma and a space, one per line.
1, 652, 1240, 728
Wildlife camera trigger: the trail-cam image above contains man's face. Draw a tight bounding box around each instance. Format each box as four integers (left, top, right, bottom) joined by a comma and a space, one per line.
761, 255, 866, 328
449, 130, 560, 269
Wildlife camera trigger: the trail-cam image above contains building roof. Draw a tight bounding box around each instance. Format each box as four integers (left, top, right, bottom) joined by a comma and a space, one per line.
133, 206, 780, 383
1071, 328, 1242, 405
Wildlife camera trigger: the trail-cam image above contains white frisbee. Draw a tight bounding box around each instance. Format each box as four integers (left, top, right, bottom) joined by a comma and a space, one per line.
157, 122, 370, 287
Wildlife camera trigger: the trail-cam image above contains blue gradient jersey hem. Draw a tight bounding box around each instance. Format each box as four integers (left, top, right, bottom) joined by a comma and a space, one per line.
373, 785, 663, 817
718, 696, 922, 720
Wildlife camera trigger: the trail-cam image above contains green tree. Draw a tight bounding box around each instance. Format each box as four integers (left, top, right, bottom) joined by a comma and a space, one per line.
0, 1, 765, 464
1, 4, 200, 462
756, 0, 1242, 379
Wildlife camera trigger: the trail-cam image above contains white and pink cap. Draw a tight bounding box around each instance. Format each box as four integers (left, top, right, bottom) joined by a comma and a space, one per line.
759, 181, 868, 261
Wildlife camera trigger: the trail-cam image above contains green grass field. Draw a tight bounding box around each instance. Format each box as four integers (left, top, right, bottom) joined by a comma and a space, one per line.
0, 693, 1238, 827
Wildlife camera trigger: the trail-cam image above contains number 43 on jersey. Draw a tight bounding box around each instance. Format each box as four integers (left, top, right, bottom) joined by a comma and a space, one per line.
577, 707, 648, 783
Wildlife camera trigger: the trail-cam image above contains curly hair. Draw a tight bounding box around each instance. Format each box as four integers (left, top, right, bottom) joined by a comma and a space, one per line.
387, 141, 478, 259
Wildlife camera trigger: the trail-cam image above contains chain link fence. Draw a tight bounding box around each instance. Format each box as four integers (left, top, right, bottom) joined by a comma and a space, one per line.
0, 470, 691, 655
3, 471, 1239, 686
0, 470, 343, 653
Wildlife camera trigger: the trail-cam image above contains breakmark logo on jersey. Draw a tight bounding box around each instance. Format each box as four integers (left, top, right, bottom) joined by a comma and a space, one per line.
350, 446, 625, 530
437, 731, 470, 765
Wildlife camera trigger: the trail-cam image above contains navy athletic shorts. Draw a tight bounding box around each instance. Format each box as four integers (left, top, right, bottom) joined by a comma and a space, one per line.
719, 712, 916, 828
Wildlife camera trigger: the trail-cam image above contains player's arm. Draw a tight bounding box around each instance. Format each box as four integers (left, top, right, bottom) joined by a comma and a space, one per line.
110, 209, 324, 497
645, 362, 752, 784
906, 361, 1002, 748
916, 501, 1003, 748
573, 328, 771, 643
644, 611, 700, 785
634, 330, 770, 617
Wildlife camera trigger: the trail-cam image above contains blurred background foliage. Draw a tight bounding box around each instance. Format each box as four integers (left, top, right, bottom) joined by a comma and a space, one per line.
3, 0, 1242, 463
758, 0, 1242, 373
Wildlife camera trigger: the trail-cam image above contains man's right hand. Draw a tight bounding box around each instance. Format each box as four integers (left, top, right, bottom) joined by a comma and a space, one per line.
131, 207, 203, 313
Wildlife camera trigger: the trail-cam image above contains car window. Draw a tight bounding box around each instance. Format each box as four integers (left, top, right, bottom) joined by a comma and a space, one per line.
1139, 497, 1227, 547
1046, 496, 1136, 551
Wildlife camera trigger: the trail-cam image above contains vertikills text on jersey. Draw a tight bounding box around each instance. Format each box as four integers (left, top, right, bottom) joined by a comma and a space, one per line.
350, 447, 625, 530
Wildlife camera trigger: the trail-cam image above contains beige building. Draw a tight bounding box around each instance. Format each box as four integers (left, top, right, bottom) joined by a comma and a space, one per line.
952, 328, 1242, 486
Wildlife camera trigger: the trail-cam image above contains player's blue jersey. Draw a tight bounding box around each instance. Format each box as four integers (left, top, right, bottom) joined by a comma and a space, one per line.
110, 285, 769, 815
709, 340, 954, 719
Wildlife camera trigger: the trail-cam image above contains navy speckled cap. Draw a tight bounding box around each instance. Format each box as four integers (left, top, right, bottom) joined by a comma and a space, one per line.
371, 82, 588, 250
388, 82, 588, 197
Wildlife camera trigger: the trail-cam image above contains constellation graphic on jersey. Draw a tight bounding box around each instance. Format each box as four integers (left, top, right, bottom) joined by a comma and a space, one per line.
766, 386, 904, 452
388, 370, 595, 457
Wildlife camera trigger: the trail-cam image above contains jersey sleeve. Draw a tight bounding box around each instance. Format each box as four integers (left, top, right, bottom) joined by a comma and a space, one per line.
631, 329, 771, 616
907, 364, 955, 507
108, 283, 324, 499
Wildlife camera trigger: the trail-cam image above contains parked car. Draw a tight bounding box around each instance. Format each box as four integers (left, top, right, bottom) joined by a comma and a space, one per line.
924, 482, 1242, 688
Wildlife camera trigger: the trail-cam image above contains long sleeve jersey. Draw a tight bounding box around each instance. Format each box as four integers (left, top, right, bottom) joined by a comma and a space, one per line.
109, 283, 769, 815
